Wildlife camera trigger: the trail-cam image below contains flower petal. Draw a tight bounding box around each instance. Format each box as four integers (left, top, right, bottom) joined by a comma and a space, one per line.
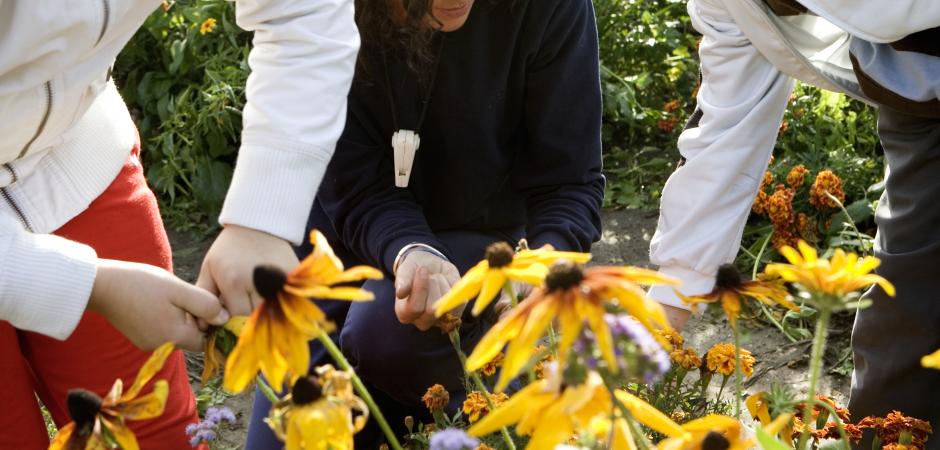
110, 380, 168, 420
101, 417, 140, 450
615, 390, 688, 439
471, 269, 507, 316
467, 381, 553, 437
47, 422, 75, 450
224, 307, 264, 393
285, 285, 375, 301
501, 263, 550, 286
434, 261, 488, 317
122, 342, 174, 402
497, 298, 558, 391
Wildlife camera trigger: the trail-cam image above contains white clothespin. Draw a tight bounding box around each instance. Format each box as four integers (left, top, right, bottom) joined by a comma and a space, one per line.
392, 129, 420, 188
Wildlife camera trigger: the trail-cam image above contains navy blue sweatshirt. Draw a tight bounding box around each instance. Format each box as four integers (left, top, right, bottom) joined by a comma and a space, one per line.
317, 0, 604, 273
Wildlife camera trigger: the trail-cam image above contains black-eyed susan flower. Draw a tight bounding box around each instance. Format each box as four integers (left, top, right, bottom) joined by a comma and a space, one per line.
434, 242, 591, 318
466, 261, 678, 391
922, 348, 940, 369
765, 241, 895, 300
224, 230, 382, 393
468, 370, 617, 449
199, 17, 217, 35
705, 343, 756, 377
49, 343, 175, 450
678, 264, 797, 329
202, 316, 248, 385
266, 365, 368, 450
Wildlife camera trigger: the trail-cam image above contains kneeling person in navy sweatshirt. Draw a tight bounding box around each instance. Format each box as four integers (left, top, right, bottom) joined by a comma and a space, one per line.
245, 0, 605, 446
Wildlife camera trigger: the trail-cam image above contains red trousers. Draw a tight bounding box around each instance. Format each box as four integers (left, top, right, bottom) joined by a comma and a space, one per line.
0, 142, 201, 448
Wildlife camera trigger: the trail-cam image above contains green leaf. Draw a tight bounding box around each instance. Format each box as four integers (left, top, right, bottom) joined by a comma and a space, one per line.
756, 427, 790, 450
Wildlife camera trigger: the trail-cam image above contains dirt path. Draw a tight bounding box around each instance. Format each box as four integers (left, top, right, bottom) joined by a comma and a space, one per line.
170, 209, 852, 448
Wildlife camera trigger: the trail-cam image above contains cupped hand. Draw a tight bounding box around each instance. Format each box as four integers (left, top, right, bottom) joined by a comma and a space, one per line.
393, 251, 460, 330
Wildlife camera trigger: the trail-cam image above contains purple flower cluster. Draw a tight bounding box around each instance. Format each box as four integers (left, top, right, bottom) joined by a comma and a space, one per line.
429, 428, 480, 450
186, 406, 237, 447
605, 313, 671, 383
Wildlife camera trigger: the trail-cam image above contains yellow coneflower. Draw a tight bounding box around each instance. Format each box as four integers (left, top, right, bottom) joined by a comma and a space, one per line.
49, 343, 175, 450
200, 17, 217, 35
224, 230, 382, 393
670, 348, 703, 370
266, 365, 368, 450
765, 241, 895, 299
705, 343, 756, 377
435, 242, 591, 318
422, 384, 450, 413
677, 264, 797, 329
809, 170, 845, 209
469, 370, 620, 449
466, 261, 678, 391
786, 165, 809, 189
463, 391, 508, 423
922, 348, 940, 369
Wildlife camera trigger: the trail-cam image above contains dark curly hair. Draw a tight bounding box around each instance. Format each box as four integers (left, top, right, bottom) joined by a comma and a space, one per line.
354, 0, 440, 77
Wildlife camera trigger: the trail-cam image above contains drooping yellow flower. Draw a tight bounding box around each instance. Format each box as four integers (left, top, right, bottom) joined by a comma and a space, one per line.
199, 17, 217, 35
705, 343, 756, 377
618, 391, 755, 450
466, 261, 678, 391
266, 365, 368, 450
922, 348, 940, 369
678, 264, 797, 329
463, 391, 508, 423
49, 343, 174, 450
765, 241, 895, 299
435, 242, 591, 318
224, 230, 382, 393
469, 371, 622, 450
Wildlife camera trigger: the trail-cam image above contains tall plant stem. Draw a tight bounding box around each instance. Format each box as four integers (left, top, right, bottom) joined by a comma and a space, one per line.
797, 307, 831, 450
317, 331, 403, 450
733, 328, 743, 419
449, 330, 517, 450
255, 375, 280, 403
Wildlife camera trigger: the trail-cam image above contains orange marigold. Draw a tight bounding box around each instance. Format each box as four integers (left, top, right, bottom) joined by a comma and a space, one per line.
658, 117, 679, 133
462, 391, 508, 423
779, 120, 790, 136
796, 213, 817, 242
786, 165, 809, 189
766, 184, 796, 226
705, 343, 756, 377
859, 411, 932, 447
753, 190, 769, 215
772, 224, 799, 250
809, 170, 845, 209
480, 352, 504, 377
657, 328, 685, 349
670, 348, 703, 370
664, 100, 681, 112
422, 384, 450, 413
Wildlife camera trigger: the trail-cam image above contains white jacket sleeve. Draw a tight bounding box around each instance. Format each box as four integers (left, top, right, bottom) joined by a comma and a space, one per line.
0, 214, 97, 340
219, 0, 360, 245
648, 0, 794, 310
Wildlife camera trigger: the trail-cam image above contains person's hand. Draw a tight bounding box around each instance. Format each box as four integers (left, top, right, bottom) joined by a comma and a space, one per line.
89, 259, 229, 352
196, 225, 299, 317
394, 251, 460, 331
663, 304, 691, 330
492, 281, 534, 320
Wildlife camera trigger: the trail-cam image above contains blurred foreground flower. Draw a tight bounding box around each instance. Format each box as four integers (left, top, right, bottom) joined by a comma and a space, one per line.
467, 260, 678, 391
923, 349, 940, 370
430, 428, 480, 450
49, 343, 174, 450
224, 230, 382, 393
435, 242, 591, 317
266, 365, 368, 450
678, 264, 797, 329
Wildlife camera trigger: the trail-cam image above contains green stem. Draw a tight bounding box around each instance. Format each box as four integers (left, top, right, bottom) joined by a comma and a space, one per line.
317, 331, 403, 450
797, 307, 831, 450
751, 232, 799, 343
733, 329, 743, 419
825, 191, 872, 255
255, 375, 280, 403
715, 375, 729, 405
503, 281, 519, 308
449, 330, 517, 450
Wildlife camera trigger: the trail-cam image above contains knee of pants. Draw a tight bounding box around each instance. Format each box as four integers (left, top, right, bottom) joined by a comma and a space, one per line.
339, 281, 466, 404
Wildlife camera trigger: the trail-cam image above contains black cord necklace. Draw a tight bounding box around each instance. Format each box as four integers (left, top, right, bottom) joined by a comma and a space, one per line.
383, 34, 446, 188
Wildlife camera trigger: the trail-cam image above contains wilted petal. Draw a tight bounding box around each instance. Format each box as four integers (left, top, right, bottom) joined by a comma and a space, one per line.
110, 380, 168, 420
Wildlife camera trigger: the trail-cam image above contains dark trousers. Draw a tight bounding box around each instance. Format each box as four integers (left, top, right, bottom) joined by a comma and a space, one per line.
849, 108, 940, 449
246, 206, 516, 448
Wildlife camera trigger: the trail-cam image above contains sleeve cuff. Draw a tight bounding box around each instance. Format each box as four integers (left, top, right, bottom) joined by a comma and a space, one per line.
647, 265, 716, 312
1, 232, 97, 340
382, 236, 449, 275
219, 139, 332, 245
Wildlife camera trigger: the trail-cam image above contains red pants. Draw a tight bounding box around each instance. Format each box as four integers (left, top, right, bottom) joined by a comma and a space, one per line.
0, 142, 201, 448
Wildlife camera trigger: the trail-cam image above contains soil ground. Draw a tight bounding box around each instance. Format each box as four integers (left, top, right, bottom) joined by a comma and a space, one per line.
170, 208, 852, 448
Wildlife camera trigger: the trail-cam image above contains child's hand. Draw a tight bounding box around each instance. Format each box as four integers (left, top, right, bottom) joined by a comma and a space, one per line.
394, 251, 461, 331
196, 224, 299, 317
89, 259, 229, 352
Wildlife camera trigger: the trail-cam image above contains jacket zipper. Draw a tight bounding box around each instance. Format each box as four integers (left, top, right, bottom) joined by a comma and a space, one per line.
95, 0, 111, 46
0, 164, 34, 232
16, 81, 53, 160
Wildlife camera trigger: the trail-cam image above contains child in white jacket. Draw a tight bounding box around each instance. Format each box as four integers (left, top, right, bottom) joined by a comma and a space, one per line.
0, 0, 358, 447
647, 0, 940, 445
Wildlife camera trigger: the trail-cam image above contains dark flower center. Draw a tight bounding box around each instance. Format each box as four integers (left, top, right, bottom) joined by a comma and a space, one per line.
67, 389, 102, 433
545, 261, 584, 291
715, 264, 744, 290
702, 431, 731, 450
291, 375, 323, 406
485, 242, 514, 268
254, 265, 288, 301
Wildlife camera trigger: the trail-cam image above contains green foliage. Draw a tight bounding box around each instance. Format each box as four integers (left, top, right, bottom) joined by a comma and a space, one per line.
115, 0, 250, 232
